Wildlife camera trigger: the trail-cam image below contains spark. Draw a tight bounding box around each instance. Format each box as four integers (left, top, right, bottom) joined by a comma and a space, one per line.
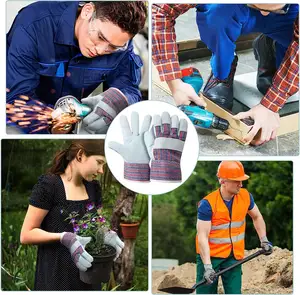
6, 95, 81, 134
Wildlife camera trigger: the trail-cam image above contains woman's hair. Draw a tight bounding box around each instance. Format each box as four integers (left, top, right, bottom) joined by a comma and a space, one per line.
48, 140, 104, 175
92, 1, 147, 36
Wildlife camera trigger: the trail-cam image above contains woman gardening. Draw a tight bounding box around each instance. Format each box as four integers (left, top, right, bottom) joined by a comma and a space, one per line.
20, 140, 124, 290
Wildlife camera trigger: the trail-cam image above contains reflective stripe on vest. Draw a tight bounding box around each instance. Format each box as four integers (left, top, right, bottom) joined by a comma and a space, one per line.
196, 189, 250, 260
211, 220, 245, 230
209, 232, 245, 244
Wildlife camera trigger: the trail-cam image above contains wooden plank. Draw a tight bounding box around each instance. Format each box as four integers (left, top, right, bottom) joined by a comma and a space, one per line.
200, 93, 251, 144
277, 113, 299, 136
152, 66, 299, 144
152, 66, 250, 144
178, 39, 200, 51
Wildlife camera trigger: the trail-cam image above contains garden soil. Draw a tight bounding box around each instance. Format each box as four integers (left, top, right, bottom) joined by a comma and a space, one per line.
152, 247, 292, 294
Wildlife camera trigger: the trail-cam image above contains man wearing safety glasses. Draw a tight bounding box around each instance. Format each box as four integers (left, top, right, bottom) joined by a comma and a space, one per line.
7, 1, 147, 134
152, 4, 298, 145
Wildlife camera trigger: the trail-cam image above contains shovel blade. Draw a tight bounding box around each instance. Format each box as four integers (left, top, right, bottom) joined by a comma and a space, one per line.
158, 286, 195, 294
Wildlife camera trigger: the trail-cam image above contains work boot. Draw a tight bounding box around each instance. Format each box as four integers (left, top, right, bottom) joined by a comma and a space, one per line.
253, 34, 277, 95
203, 55, 238, 111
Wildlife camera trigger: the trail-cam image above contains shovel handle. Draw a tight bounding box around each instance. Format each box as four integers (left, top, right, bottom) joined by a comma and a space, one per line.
192, 249, 266, 290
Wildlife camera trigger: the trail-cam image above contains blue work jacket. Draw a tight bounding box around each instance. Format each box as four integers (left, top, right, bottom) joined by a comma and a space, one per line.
6, 1, 143, 107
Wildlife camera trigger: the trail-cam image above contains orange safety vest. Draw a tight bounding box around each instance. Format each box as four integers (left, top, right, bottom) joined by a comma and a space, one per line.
196, 188, 250, 260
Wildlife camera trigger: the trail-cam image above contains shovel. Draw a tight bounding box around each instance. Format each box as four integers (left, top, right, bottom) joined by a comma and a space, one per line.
158, 249, 266, 294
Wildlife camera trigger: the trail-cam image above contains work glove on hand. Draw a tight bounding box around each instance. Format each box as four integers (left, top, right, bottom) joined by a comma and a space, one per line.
144, 112, 188, 181
82, 88, 128, 134
203, 264, 216, 285
260, 236, 273, 255
60, 232, 93, 272
103, 230, 125, 260
108, 111, 152, 181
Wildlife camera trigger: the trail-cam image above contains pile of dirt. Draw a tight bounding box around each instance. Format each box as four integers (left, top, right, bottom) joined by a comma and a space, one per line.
152, 247, 292, 294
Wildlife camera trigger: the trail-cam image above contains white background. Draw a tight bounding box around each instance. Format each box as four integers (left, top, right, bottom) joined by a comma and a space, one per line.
105, 100, 199, 195
2, 0, 299, 295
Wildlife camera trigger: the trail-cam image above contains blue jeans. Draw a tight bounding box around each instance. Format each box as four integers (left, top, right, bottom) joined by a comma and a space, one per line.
196, 4, 299, 79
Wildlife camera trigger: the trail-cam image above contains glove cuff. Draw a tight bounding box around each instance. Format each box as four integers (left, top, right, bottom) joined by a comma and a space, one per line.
204, 264, 213, 271
260, 236, 269, 243
101, 88, 128, 114
60, 232, 75, 247
124, 162, 150, 181
150, 160, 182, 181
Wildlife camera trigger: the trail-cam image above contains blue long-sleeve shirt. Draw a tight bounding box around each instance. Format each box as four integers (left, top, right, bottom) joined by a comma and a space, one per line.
7, 1, 142, 107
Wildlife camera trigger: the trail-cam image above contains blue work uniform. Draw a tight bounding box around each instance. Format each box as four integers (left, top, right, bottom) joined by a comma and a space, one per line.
7, 1, 142, 107
195, 4, 299, 79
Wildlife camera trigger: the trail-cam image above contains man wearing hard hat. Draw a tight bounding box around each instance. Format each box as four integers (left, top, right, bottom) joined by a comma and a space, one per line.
196, 161, 273, 294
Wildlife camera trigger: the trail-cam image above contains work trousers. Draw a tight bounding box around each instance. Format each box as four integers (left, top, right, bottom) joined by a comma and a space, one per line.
196, 4, 299, 79
196, 254, 242, 294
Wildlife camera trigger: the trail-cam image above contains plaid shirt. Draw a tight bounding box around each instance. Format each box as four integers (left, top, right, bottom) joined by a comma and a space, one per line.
261, 17, 299, 112
152, 4, 196, 81
152, 4, 299, 112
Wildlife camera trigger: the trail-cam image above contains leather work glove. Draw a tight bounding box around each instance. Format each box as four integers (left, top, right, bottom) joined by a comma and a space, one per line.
144, 112, 188, 181
82, 88, 128, 134
203, 264, 216, 285
260, 236, 273, 255
108, 111, 152, 181
104, 230, 125, 260
60, 232, 93, 272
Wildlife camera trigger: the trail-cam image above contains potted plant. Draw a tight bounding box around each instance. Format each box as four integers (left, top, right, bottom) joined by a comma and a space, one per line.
120, 214, 141, 239
66, 204, 116, 284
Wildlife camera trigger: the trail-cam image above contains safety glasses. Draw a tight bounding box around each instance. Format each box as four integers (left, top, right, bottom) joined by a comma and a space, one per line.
88, 11, 129, 53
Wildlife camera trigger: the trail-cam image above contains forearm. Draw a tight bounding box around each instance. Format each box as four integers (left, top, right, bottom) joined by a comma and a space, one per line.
152, 4, 195, 81
197, 234, 211, 264
167, 79, 183, 92
107, 53, 142, 104
252, 215, 267, 240
20, 228, 61, 245
260, 18, 299, 112
118, 86, 141, 104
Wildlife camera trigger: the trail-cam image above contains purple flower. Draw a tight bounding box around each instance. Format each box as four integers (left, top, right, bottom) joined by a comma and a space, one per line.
71, 218, 76, 224
82, 223, 88, 229
60, 209, 64, 214
86, 203, 94, 211
98, 216, 106, 223
91, 217, 96, 223
73, 224, 80, 233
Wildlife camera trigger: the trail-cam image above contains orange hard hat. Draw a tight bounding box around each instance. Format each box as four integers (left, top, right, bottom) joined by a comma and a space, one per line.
217, 161, 249, 181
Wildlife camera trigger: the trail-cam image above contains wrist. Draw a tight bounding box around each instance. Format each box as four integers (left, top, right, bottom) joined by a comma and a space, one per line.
101, 88, 128, 114
60, 232, 67, 242
260, 236, 268, 243
259, 102, 278, 114
60, 232, 75, 246
204, 264, 213, 271
167, 79, 183, 92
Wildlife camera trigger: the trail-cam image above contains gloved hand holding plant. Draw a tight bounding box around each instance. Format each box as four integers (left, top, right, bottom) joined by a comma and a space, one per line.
65, 203, 124, 274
